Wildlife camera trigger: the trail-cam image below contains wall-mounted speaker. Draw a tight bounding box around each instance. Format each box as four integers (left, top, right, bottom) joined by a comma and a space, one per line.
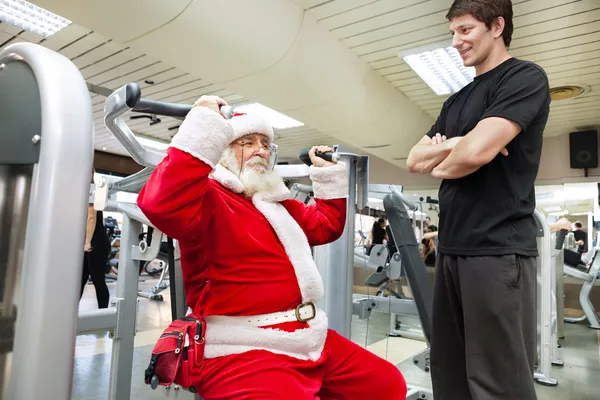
569, 130, 598, 169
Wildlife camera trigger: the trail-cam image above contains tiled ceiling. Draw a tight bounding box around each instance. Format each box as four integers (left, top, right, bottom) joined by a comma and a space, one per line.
2, 0, 600, 166
0, 20, 336, 162
295, 0, 600, 137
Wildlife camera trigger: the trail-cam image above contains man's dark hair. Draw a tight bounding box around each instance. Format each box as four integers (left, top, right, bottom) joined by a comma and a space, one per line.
575, 222, 583, 229
446, 0, 514, 48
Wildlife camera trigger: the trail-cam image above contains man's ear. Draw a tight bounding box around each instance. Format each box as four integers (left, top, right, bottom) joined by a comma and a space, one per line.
493, 17, 505, 40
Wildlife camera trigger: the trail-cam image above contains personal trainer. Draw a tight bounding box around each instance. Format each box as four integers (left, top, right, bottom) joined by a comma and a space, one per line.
406, 0, 550, 399
137, 96, 406, 398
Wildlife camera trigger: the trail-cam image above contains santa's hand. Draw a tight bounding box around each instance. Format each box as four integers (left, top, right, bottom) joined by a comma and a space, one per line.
192, 95, 228, 116
309, 145, 336, 168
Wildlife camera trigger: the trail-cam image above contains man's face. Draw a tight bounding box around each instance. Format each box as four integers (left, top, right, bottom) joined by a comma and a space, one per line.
449, 14, 499, 68
232, 134, 271, 174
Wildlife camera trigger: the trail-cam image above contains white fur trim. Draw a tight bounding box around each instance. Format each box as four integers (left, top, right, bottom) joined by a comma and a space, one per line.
209, 164, 244, 193
310, 162, 348, 199
169, 106, 234, 167
204, 309, 328, 361
229, 113, 274, 143
252, 195, 324, 302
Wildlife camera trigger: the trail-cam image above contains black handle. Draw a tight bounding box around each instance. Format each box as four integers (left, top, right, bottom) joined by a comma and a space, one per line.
124, 82, 231, 119
555, 229, 569, 250
298, 148, 335, 166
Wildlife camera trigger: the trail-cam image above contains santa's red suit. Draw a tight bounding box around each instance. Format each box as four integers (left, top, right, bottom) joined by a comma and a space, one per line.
137, 104, 406, 399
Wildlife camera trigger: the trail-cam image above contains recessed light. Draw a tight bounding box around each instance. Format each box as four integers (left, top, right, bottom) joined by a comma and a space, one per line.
399, 41, 475, 96
0, 0, 71, 38
550, 85, 590, 101
102, 146, 107, 151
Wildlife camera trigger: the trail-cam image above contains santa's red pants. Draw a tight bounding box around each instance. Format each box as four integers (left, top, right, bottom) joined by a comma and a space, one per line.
194, 329, 407, 399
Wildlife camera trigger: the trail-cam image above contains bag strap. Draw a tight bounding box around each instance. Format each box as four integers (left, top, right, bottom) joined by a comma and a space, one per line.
167, 237, 177, 321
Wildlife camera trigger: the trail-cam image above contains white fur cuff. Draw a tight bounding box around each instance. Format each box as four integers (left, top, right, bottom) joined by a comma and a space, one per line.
309, 162, 348, 200
169, 106, 234, 167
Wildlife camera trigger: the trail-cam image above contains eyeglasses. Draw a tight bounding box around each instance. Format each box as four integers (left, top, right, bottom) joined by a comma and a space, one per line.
234, 138, 279, 169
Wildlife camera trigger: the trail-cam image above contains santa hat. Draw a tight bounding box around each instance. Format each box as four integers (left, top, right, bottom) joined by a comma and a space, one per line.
228, 112, 274, 144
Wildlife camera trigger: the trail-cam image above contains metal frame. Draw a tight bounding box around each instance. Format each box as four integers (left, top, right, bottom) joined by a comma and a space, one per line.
533, 209, 563, 387
1, 43, 94, 400
564, 256, 600, 330
313, 152, 369, 337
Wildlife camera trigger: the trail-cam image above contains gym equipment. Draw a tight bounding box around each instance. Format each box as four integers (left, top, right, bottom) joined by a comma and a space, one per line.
533, 209, 564, 387
561, 231, 600, 330
314, 178, 432, 398
298, 146, 341, 165
0, 42, 94, 399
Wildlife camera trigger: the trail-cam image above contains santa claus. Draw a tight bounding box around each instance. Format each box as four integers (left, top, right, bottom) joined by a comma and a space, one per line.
137, 95, 406, 399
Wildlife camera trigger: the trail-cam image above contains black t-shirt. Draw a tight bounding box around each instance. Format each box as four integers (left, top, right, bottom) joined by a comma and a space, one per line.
427, 58, 550, 257
573, 230, 587, 253
372, 226, 386, 244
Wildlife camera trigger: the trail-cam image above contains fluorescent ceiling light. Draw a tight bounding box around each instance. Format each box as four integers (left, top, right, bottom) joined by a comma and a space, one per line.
400, 43, 475, 96
136, 135, 168, 151
234, 102, 304, 130
0, 0, 71, 38
548, 210, 569, 216
543, 206, 561, 212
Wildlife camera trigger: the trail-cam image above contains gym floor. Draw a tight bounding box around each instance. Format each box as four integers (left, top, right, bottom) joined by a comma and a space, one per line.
74, 277, 600, 400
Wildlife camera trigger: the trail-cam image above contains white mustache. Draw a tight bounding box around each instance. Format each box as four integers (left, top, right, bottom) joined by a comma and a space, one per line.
245, 156, 268, 168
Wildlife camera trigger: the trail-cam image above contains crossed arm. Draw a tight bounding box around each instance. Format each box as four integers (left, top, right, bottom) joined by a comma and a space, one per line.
406, 117, 521, 179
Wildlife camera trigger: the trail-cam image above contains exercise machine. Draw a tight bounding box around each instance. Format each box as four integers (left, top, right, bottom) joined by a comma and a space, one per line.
0, 42, 94, 399
561, 231, 600, 330
532, 209, 564, 387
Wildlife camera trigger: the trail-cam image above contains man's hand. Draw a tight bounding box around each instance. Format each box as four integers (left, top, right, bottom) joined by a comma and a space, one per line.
84, 243, 92, 252
431, 133, 508, 155
555, 217, 572, 231
309, 145, 337, 168
192, 95, 228, 116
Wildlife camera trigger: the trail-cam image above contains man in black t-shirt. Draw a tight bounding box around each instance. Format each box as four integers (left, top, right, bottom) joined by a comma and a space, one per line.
572, 221, 588, 253
406, 1, 549, 399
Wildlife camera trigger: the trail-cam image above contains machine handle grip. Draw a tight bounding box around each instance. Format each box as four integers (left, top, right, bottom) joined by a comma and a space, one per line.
555, 229, 569, 250
298, 148, 339, 166
104, 83, 235, 168
125, 82, 233, 119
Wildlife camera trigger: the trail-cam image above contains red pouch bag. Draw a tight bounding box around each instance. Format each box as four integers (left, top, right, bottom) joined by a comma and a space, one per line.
144, 316, 206, 392
175, 316, 207, 389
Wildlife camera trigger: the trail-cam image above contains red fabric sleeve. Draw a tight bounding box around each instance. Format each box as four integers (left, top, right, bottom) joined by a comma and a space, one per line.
137, 147, 216, 244
283, 198, 346, 247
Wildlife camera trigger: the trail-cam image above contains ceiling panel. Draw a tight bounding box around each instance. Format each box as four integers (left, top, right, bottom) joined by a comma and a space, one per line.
297, 0, 600, 142
0, 21, 337, 164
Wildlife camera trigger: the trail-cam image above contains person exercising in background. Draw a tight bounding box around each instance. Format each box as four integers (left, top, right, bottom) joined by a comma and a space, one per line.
406, 0, 550, 399
421, 225, 437, 267
367, 218, 388, 255
80, 167, 111, 309
137, 96, 406, 399
572, 221, 588, 254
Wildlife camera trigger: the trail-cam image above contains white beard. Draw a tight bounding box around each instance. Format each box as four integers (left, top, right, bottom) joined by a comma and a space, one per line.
219, 147, 283, 197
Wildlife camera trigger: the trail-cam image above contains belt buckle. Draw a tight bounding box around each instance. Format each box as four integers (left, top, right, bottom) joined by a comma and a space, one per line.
295, 302, 316, 323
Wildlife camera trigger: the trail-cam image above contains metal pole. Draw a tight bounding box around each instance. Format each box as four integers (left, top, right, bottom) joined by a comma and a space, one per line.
555, 248, 565, 339
314, 155, 357, 338
533, 209, 558, 386
0, 165, 33, 395
108, 214, 140, 399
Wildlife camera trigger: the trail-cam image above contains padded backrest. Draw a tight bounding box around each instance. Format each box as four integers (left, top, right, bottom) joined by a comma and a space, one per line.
384, 193, 433, 344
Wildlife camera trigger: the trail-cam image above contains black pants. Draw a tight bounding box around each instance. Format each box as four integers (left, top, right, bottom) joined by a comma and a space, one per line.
430, 254, 537, 400
80, 246, 111, 308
